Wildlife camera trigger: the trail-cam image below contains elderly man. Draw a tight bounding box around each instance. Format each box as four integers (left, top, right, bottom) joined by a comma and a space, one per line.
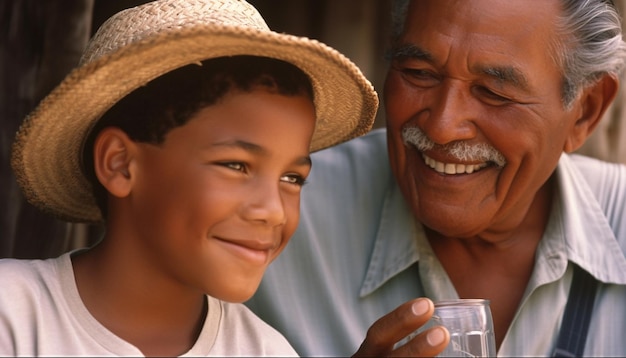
247, 0, 626, 356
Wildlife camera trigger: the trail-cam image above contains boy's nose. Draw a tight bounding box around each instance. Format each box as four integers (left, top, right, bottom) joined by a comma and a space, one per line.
240, 180, 287, 227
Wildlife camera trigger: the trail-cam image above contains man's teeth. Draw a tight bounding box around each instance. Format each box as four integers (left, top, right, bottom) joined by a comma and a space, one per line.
422, 154, 487, 174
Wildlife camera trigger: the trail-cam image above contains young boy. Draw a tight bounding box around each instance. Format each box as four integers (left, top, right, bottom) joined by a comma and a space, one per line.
2, 0, 378, 356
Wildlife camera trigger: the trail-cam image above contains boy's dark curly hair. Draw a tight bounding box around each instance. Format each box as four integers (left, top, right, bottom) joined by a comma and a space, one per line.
82, 55, 314, 219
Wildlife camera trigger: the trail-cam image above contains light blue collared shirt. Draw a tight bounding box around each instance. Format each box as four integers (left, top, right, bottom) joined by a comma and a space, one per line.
246, 128, 626, 357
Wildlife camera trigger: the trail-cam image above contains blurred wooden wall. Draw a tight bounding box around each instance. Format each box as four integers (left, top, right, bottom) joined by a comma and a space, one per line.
1, 0, 94, 258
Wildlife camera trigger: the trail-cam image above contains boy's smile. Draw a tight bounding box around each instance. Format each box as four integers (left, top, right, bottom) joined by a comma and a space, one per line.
213, 235, 277, 266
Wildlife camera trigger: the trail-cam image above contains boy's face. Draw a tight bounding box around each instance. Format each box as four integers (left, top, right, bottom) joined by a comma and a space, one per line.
126, 89, 315, 302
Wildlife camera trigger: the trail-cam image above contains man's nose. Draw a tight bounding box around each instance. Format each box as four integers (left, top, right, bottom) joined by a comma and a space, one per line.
418, 79, 478, 145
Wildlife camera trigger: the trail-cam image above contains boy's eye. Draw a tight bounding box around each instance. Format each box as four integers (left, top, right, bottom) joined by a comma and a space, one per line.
221, 162, 246, 172
280, 174, 307, 187
219, 162, 307, 187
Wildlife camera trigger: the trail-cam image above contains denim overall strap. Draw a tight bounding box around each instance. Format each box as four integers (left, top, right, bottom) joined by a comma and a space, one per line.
552, 264, 599, 357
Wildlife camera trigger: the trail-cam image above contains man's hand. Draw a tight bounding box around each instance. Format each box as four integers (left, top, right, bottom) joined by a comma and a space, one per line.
352, 298, 450, 357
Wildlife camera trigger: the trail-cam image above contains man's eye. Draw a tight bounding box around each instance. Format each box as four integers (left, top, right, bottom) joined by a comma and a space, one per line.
280, 174, 307, 187
404, 68, 435, 79
399, 67, 440, 87
474, 86, 513, 104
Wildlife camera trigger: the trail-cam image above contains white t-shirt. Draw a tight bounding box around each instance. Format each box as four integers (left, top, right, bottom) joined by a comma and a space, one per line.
0, 252, 297, 356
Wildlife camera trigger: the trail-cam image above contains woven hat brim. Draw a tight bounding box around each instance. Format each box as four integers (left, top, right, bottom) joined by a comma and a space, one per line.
11, 25, 378, 223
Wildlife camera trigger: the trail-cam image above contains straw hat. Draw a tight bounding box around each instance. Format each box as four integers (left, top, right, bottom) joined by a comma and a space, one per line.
11, 0, 378, 223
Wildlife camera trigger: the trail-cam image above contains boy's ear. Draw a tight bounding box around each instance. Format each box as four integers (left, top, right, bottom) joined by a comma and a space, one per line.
93, 127, 137, 198
564, 74, 619, 153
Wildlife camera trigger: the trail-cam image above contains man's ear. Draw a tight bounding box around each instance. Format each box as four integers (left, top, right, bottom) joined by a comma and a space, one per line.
564, 74, 619, 153
93, 127, 137, 198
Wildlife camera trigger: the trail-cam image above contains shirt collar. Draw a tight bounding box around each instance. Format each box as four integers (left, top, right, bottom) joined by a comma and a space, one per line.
359, 170, 420, 297
550, 154, 626, 284
360, 153, 626, 298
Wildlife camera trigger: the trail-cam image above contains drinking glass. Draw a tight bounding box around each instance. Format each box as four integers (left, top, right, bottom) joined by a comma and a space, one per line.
428, 299, 496, 357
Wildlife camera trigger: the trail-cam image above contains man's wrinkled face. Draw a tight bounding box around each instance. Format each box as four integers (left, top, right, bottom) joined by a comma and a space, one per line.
383, 0, 581, 239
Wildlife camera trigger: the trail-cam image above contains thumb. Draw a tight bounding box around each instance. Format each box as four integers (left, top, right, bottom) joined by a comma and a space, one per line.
353, 298, 436, 357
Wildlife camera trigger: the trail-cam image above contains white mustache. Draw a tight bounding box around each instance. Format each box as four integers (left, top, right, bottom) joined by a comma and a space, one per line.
401, 127, 507, 167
